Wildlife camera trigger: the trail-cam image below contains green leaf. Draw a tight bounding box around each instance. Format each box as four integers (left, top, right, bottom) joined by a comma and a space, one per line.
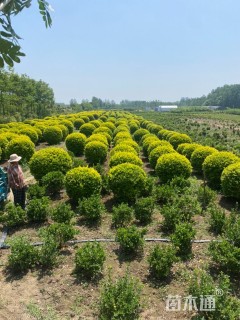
0, 31, 13, 38
0, 56, 4, 68
2, 54, 14, 67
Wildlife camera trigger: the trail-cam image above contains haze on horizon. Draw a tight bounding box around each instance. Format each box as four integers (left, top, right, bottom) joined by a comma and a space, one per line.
13, 0, 240, 104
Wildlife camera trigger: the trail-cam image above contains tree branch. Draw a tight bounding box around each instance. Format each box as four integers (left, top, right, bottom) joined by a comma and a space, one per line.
0, 0, 13, 12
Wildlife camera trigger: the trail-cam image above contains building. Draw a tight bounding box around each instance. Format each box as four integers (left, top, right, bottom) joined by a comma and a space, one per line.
155, 105, 178, 112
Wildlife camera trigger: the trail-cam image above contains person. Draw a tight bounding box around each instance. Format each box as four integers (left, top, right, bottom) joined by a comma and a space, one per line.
7, 153, 26, 210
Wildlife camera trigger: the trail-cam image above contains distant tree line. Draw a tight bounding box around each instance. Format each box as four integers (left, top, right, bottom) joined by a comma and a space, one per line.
0, 69, 55, 122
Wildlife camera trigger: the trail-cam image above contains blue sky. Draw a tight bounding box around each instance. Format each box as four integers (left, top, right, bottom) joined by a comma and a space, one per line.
13, 0, 240, 103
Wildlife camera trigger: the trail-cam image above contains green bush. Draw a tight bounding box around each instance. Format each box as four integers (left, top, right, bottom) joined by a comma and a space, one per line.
43, 126, 63, 145
0, 203, 26, 228
171, 222, 196, 257
19, 127, 38, 145
84, 141, 108, 165
78, 195, 105, 222
5, 136, 35, 162
65, 166, 102, 201
26, 196, 50, 222
203, 151, 239, 189
74, 118, 85, 129
75, 242, 106, 279
108, 163, 147, 202
79, 123, 96, 137
133, 128, 149, 143
147, 139, 172, 156
109, 152, 142, 168
110, 144, 138, 157
114, 132, 132, 145
65, 132, 87, 156
224, 213, 240, 247
197, 185, 217, 209
8, 236, 38, 272
155, 153, 192, 183
86, 133, 108, 146
149, 145, 175, 168
116, 226, 146, 254
38, 236, 59, 269
60, 120, 74, 133
39, 223, 76, 248
155, 184, 176, 204
41, 171, 65, 195
29, 147, 72, 181
57, 124, 69, 140
168, 133, 192, 149
27, 184, 46, 200
94, 126, 113, 138
208, 204, 226, 235
112, 203, 134, 228
129, 122, 139, 134
134, 197, 155, 224
221, 162, 240, 199
141, 135, 158, 155
189, 269, 240, 319
148, 245, 176, 279
190, 146, 218, 173
178, 143, 201, 159
0, 135, 8, 159
99, 272, 142, 320
51, 203, 74, 224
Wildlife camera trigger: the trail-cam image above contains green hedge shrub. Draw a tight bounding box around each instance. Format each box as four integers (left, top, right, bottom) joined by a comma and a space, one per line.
129, 122, 139, 134
43, 126, 63, 145
149, 145, 175, 169
147, 139, 172, 156
169, 133, 192, 149
51, 202, 74, 223
221, 162, 240, 199
114, 132, 132, 145
155, 153, 192, 183
8, 236, 38, 272
208, 204, 226, 235
27, 184, 46, 200
0, 203, 26, 228
108, 163, 147, 202
112, 203, 134, 228
26, 196, 50, 222
84, 141, 108, 165
133, 128, 149, 143
109, 152, 142, 168
190, 146, 218, 173
110, 144, 138, 157
74, 118, 85, 129
86, 133, 108, 146
75, 242, 106, 279
41, 171, 65, 195
57, 124, 69, 140
203, 151, 239, 189
29, 147, 72, 180
78, 195, 105, 222
19, 127, 38, 145
116, 226, 146, 254
148, 245, 176, 279
99, 272, 142, 320
60, 120, 74, 133
178, 143, 201, 159
65, 132, 87, 156
171, 222, 196, 257
94, 126, 113, 138
80, 123, 97, 137
134, 197, 155, 224
142, 136, 159, 156
40, 223, 76, 248
65, 166, 102, 201
0, 135, 8, 159
5, 136, 35, 161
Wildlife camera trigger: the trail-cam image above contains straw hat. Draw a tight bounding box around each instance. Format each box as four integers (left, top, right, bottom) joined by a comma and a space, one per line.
8, 154, 22, 163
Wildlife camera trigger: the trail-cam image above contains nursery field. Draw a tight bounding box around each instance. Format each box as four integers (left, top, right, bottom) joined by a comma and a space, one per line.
0, 110, 240, 320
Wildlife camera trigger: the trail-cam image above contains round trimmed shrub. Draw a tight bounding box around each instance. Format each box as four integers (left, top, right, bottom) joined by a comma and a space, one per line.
84, 141, 108, 165
29, 147, 73, 180
169, 133, 192, 149
149, 146, 175, 169
142, 136, 159, 155
108, 163, 147, 201
114, 132, 132, 145
19, 127, 38, 145
155, 153, 192, 183
65, 166, 102, 201
60, 120, 74, 133
79, 123, 97, 137
41, 171, 65, 194
65, 132, 87, 156
5, 136, 35, 161
180, 143, 202, 159
86, 134, 108, 146
115, 139, 140, 152
109, 152, 143, 168
190, 146, 218, 173
203, 152, 239, 189
129, 122, 139, 134
74, 118, 85, 129
43, 126, 63, 145
81, 116, 89, 123
147, 140, 172, 155
110, 144, 138, 157
0, 135, 9, 159
102, 121, 115, 131
133, 128, 149, 143
221, 162, 240, 199
57, 124, 69, 140
94, 126, 113, 137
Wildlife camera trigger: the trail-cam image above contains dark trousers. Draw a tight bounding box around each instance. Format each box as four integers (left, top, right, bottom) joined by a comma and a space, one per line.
12, 188, 26, 210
